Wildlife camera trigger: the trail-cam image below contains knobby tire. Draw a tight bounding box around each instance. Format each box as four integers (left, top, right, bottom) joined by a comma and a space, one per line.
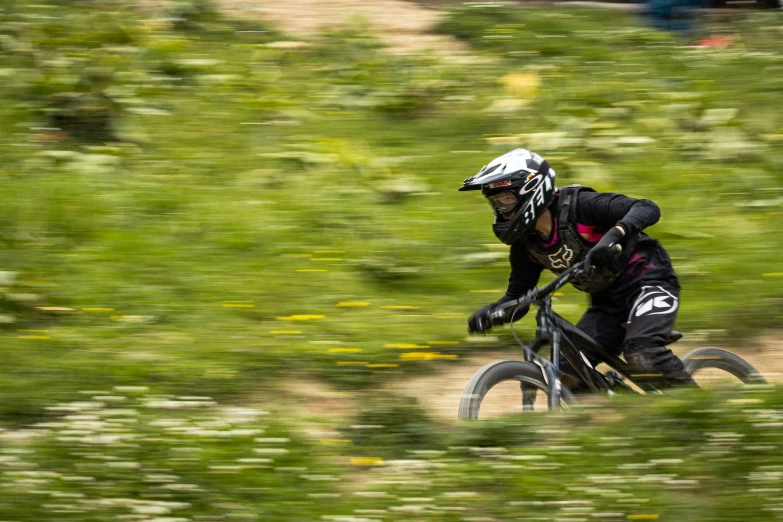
458, 360, 574, 420
681, 347, 766, 384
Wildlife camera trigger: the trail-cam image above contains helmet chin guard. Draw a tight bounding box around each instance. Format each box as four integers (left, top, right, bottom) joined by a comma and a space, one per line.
459, 148, 557, 245
491, 171, 556, 245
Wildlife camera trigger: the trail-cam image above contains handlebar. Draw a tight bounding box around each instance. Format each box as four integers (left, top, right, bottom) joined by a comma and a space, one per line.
492, 261, 586, 317
491, 243, 622, 318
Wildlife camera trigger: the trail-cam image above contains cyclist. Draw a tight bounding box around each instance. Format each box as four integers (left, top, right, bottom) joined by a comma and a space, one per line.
461, 148, 696, 390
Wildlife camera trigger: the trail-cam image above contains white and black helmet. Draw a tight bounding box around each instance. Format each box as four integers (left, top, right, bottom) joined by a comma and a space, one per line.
459, 148, 557, 245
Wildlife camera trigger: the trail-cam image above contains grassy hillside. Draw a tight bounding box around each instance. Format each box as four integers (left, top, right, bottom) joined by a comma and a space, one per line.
1, 1, 783, 519
0, 1, 783, 415
0, 0, 781, 415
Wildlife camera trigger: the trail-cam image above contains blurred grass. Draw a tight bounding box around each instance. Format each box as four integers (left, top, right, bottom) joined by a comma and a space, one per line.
0, 0, 781, 424
3, 383, 783, 521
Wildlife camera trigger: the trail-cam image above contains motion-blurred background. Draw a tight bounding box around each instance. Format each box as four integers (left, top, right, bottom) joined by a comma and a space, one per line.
0, 0, 782, 520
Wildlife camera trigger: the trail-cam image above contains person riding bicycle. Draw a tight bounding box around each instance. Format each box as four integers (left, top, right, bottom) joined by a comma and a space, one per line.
461, 148, 696, 390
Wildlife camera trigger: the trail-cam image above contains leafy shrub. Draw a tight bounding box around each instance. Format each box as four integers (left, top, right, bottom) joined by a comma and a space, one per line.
169, 0, 219, 32
349, 398, 441, 458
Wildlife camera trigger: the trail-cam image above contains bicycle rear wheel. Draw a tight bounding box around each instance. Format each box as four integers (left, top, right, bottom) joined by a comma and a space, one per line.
681, 347, 766, 386
458, 360, 574, 420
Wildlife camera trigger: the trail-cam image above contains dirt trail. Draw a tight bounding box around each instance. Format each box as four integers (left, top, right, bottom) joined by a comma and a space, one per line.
395, 338, 783, 420
271, 337, 781, 430
212, 0, 468, 54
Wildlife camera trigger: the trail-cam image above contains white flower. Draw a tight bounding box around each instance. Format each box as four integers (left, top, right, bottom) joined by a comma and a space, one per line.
144, 474, 180, 483
221, 407, 269, 424
143, 399, 215, 409
106, 462, 141, 469
113, 386, 149, 393
47, 401, 105, 412
162, 483, 202, 491
132, 505, 172, 515
92, 395, 128, 402
0, 430, 48, 441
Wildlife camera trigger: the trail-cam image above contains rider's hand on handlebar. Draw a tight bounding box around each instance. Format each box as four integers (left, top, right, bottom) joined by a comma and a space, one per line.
468, 301, 529, 334
585, 226, 625, 272
467, 303, 496, 334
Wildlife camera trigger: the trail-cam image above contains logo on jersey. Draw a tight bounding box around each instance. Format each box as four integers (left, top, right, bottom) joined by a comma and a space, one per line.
548, 244, 574, 270
628, 286, 679, 322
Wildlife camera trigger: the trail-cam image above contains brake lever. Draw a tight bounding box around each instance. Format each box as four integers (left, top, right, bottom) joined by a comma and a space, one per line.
489, 308, 504, 322
490, 299, 527, 321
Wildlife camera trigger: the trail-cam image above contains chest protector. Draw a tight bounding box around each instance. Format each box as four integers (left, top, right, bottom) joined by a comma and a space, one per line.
524, 185, 628, 294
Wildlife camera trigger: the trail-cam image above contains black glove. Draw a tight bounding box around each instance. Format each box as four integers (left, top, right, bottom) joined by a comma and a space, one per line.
467, 300, 529, 334
468, 303, 496, 334
585, 226, 625, 272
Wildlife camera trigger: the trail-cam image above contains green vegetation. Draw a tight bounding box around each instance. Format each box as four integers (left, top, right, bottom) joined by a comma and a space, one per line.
1, 0, 782, 414
2, 3, 781, 414
3, 385, 783, 521
0, 1, 782, 517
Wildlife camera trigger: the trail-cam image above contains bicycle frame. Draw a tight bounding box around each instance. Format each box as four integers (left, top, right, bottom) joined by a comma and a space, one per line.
494, 258, 657, 410
520, 294, 649, 410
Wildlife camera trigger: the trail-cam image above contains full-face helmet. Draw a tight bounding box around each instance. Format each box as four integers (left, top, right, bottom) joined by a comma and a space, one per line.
459, 148, 557, 245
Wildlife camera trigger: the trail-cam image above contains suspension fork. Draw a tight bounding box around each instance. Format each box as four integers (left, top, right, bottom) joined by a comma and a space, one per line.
521, 307, 563, 411
547, 330, 562, 410
522, 330, 562, 411
520, 337, 544, 411
534, 303, 563, 410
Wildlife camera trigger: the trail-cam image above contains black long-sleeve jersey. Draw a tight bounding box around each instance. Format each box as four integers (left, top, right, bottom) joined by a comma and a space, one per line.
505, 191, 674, 300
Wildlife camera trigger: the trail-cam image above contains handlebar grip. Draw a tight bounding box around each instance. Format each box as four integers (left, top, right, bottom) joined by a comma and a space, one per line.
494, 296, 530, 314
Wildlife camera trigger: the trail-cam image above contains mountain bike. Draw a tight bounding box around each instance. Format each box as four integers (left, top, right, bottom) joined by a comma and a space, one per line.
458, 259, 766, 419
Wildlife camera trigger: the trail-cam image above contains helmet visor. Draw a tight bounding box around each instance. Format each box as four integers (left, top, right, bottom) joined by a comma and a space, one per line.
486, 190, 520, 215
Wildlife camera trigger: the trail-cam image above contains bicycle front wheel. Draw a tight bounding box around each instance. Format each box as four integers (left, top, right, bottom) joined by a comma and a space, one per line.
458, 360, 574, 420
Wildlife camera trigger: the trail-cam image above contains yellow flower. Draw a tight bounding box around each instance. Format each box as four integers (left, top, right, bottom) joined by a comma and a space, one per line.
399, 352, 458, 361
500, 72, 540, 103
350, 457, 384, 466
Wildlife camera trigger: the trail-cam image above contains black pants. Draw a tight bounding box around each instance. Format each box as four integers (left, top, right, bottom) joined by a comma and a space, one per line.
560, 277, 696, 391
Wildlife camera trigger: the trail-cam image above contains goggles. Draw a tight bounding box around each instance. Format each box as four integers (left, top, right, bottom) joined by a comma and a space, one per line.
486, 190, 519, 215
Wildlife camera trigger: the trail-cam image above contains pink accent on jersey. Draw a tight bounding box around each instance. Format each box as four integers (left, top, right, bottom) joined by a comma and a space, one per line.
627, 253, 644, 265
540, 218, 560, 248
625, 252, 655, 279
576, 223, 606, 244
536, 221, 607, 248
